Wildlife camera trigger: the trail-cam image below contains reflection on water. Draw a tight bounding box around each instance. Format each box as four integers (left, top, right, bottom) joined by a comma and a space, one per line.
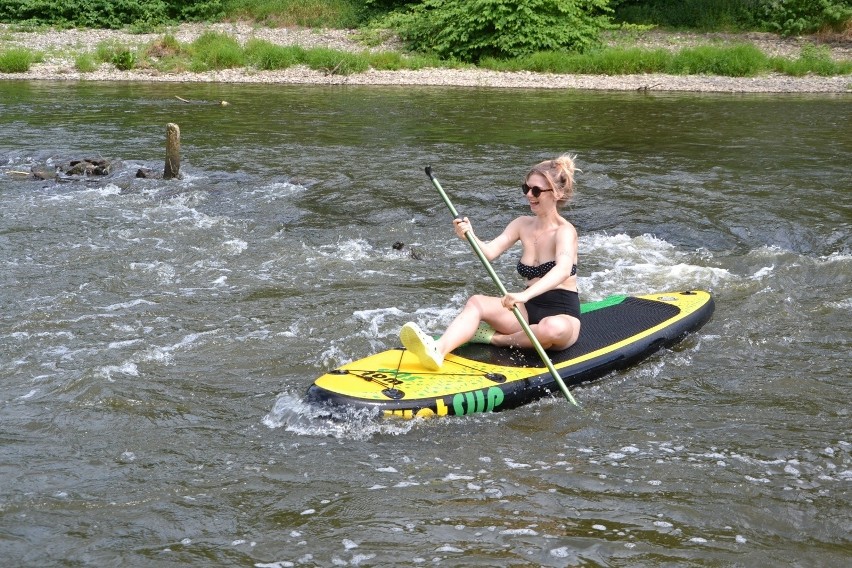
0, 81, 849, 566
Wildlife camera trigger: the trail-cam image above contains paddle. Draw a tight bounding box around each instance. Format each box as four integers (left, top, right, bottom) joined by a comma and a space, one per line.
424, 166, 580, 407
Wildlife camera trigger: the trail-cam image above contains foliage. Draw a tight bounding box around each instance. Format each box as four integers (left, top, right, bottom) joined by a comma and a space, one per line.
89, 40, 138, 69
611, 0, 852, 34
0, 0, 224, 29
112, 48, 137, 70
143, 34, 191, 72
385, 0, 613, 62
0, 47, 36, 72
757, 0, 852, 36
612, 0, 759, 30
93, 39, 140, 70
362, 0, 415, 10
223, 0, 365, 28
3, 0, 849, 38
145, 34, 183, 58
94, 40, 118, 62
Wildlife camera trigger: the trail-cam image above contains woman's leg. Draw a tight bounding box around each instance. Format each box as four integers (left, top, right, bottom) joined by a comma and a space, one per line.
435, 294, 522, 356
491, 315, 580, 350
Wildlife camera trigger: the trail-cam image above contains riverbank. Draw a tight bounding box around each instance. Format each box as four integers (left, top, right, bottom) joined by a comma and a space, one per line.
2, 23, 850, 92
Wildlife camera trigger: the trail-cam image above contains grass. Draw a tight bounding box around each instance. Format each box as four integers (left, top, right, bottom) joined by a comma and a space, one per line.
771, 43, 852, 76
668, 44, 767, 76
1, 29, 849, 78
481, 42, 850, 78
188, 31, 245, 72
244, 39, 306, 70
0, 47, 40, 72
93, 40, 142, 70
302, 47, 369, 74
74, 52, 98, 72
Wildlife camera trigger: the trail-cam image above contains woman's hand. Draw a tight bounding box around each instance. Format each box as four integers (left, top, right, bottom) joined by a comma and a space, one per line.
502, 292, 526, 310
453, 217, 473, 240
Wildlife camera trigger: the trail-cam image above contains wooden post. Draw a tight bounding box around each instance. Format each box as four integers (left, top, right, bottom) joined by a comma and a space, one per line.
164, 123, 180, 180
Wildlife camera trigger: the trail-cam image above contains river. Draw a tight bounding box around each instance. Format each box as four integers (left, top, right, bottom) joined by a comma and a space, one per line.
1, 81, 849, 566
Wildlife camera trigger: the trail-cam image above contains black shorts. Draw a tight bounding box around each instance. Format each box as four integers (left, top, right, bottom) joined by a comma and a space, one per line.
525, 289, 580, 324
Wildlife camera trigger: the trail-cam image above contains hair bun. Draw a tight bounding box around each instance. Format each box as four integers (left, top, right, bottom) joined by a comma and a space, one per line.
530, 154, 579, 201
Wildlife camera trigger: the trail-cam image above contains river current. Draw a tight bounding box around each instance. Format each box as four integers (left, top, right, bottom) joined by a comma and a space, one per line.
1, 81, 849, 566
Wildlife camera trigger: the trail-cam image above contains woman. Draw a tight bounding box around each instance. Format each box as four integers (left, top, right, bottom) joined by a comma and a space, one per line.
401, 155, 582, 371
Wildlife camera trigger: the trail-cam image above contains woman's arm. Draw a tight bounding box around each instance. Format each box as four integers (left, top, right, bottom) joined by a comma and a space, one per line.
454, 216, 523, 261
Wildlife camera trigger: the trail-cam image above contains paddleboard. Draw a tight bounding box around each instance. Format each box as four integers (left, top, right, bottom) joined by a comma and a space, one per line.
306, 290, 714, 419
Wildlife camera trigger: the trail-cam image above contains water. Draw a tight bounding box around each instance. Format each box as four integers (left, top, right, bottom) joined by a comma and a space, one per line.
1, 81, 849, 566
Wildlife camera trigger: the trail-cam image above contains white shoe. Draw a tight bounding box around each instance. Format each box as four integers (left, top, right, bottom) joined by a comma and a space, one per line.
400, 322, 443, 371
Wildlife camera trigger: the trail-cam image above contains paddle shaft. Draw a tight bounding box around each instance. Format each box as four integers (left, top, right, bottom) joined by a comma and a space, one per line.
424, 166, 579, 407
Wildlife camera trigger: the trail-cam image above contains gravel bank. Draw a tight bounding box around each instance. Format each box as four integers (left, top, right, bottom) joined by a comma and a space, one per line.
2, 23, 850, 93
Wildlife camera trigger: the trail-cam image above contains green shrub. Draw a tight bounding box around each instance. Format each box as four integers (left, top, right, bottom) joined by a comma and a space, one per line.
612, 0, 758, 30
613, 0, 852, 35
145, 34, 183, 58
93, 40, 139, 69
145, 35, 190, 72
112, 48, 137, 70
387, 0, 613, 62
0, 0, 224, 29
757, 0, 852, 36
95, 40, 120, 62
0, 47, 35, 72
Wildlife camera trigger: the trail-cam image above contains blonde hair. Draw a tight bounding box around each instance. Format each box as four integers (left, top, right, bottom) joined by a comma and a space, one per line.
527, 154, 579, 203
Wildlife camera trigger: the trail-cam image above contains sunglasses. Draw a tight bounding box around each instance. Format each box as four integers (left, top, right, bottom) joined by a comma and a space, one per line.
522, 183, 553, 198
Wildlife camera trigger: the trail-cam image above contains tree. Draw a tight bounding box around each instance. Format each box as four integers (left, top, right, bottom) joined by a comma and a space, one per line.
391, 0, 613, 62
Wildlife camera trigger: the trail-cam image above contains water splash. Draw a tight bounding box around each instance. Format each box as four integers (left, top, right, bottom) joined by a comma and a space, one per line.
262, 392, 417, 440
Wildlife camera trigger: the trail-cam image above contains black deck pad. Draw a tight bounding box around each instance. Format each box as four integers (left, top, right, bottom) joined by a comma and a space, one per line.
452, 297, 681, 368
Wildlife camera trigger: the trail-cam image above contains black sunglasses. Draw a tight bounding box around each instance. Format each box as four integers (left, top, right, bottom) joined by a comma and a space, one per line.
522, 183, 553, 198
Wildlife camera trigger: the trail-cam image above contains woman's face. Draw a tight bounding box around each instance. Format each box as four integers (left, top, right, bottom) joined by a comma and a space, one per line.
524, 172, 556, 211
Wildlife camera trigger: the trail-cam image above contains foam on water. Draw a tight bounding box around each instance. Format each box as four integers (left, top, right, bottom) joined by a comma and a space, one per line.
248, 181, 306, 202
314, 238, 375, 262
220, 238, 248, 255
41, 183, 124, 202
98, 299, 158, 312
580, 232, 732, 298
350, 307, 406, 339
95, 362, 140, 382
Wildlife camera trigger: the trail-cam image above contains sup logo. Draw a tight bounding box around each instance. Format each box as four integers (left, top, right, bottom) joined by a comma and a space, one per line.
383, 386, 506, 419
452, 386, 505, 416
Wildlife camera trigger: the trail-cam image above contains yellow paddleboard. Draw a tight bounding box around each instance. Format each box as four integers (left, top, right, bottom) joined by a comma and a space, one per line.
307, 290, 714, 419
